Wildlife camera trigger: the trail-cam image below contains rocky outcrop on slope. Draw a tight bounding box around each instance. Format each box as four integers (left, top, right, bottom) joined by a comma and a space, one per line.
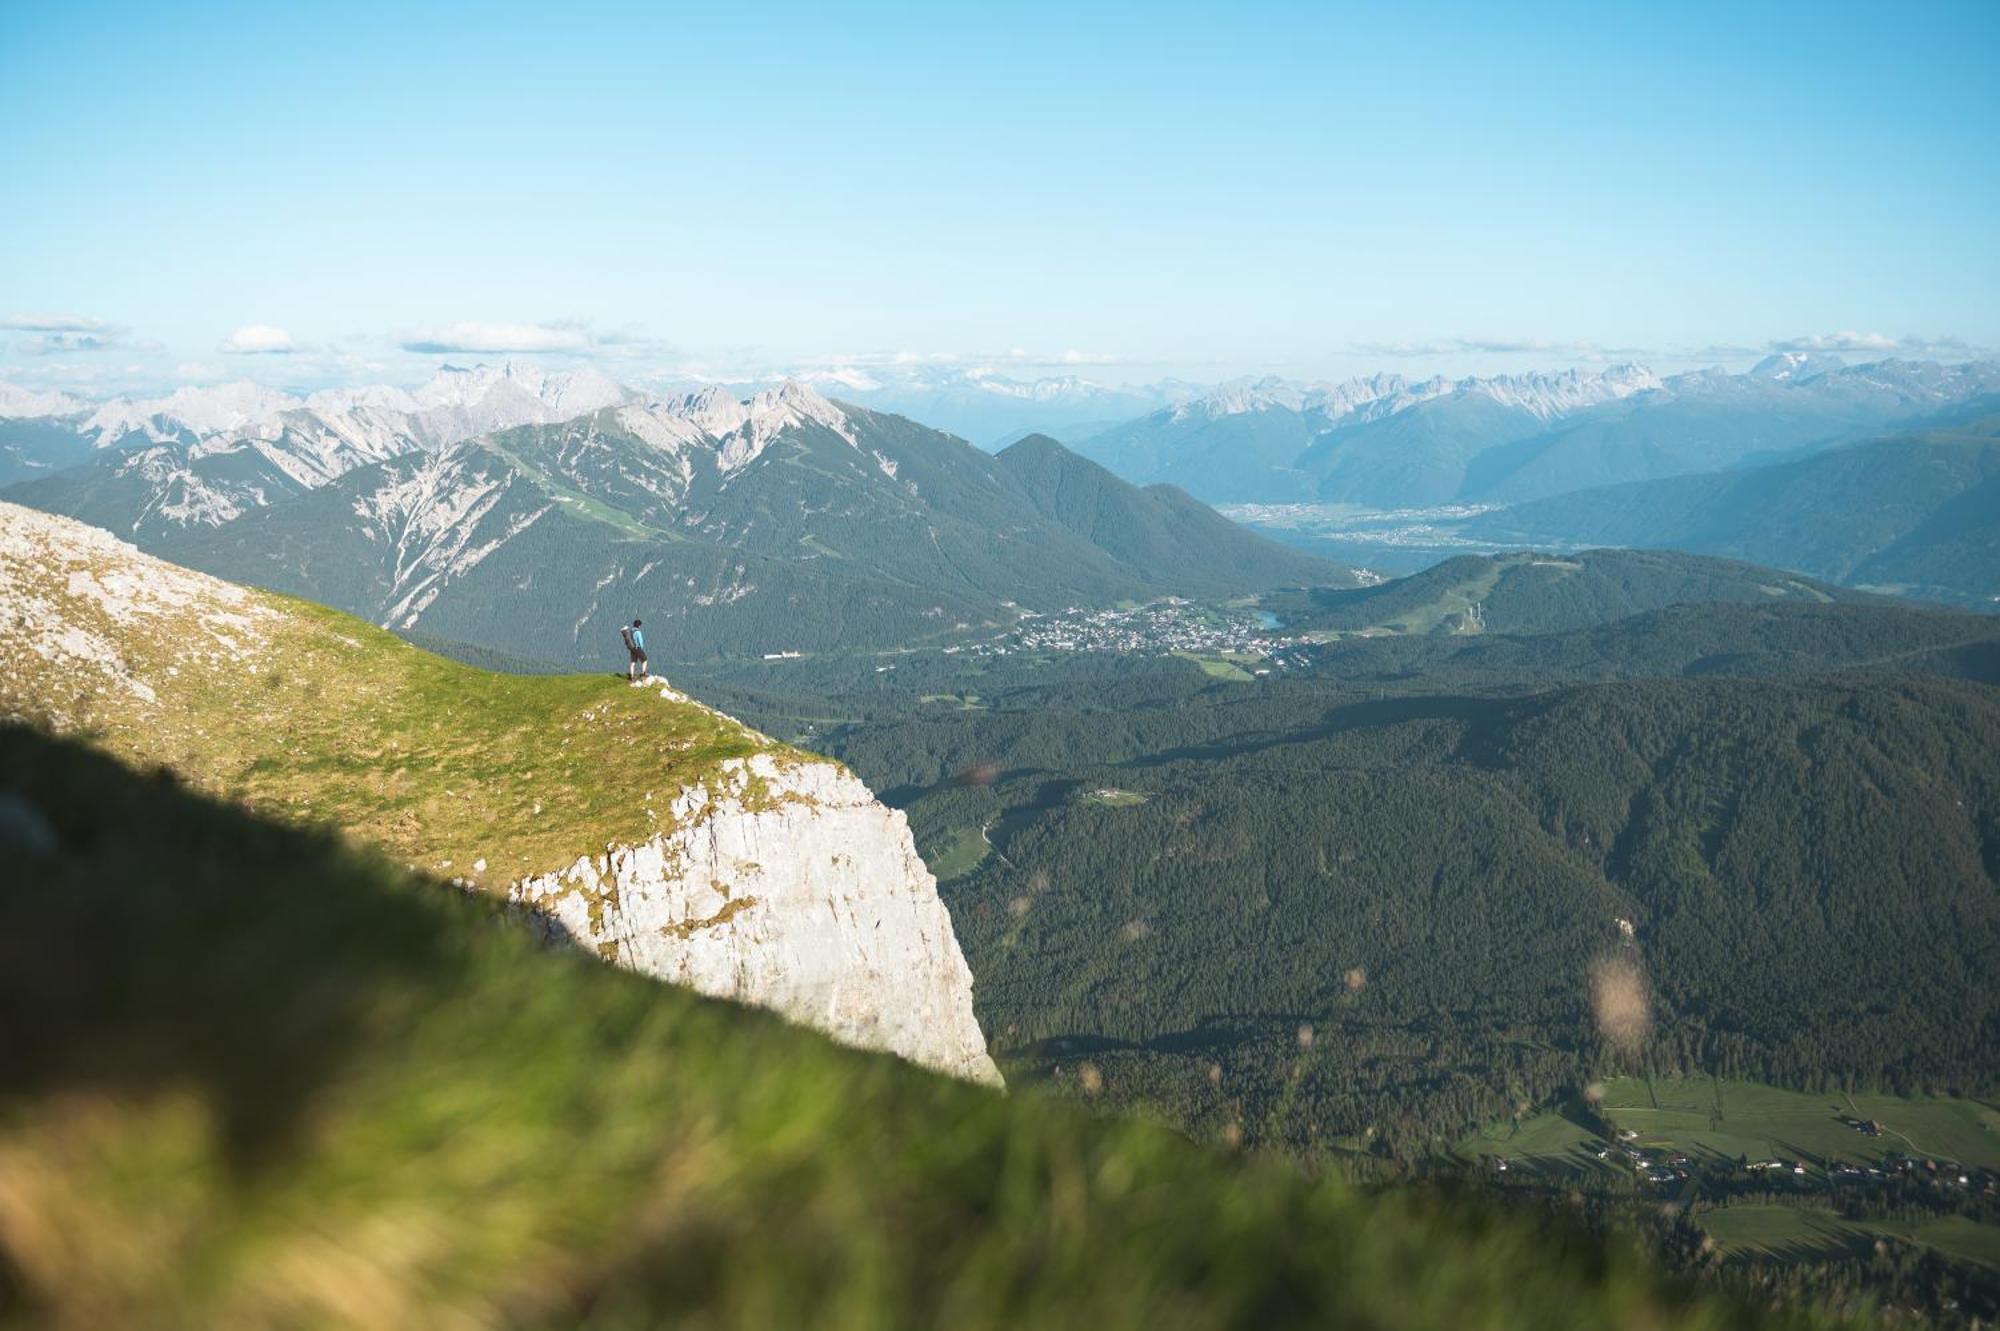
0, 500, 1000, 1086
510, 730, 1000, 1085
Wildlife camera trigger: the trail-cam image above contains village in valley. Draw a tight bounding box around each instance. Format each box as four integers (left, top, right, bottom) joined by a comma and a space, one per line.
958, 599, 1306, 671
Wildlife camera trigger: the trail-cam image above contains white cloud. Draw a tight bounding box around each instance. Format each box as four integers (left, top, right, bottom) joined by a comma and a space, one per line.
218, 323, 299, 354
1348, 337, 1646, 358
811, 347, 1137, 370
395, 321, 593, 354
1771, 330, 1900, 353
1683, 342, 1763, 362
1004, 347, 1125, 366
1767, 330, 1976, 356
0, 312, 115, 333
1680, 332, 1986, 363
14, 332, 123, 354
2, 312, 130, 354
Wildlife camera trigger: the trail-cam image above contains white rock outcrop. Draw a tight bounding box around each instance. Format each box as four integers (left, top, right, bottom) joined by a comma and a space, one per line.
509, 747, 1003, 1087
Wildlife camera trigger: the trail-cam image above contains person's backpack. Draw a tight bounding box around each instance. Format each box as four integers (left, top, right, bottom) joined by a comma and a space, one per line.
619, 624, 635, 652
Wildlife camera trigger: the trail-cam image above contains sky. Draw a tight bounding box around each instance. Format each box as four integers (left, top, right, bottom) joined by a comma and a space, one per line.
3, 0, 1997, 396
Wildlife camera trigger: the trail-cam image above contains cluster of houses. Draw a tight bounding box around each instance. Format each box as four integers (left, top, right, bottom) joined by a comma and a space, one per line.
974, 601, 1285, 660
1593, 1135, 1697, 1185
1488, 1122, 1995, 1206
1583, 1137, 1989, 1193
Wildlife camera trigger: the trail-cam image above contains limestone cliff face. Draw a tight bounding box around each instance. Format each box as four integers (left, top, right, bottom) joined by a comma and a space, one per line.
508, 740, 1002, 1086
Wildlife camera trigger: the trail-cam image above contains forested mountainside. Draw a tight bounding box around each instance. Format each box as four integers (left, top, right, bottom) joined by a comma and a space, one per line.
685, 600, 2000, 1163
29, 387, 1351, 662
992, 433, 1330, 591
0, 723, 1850, 1330
0, 414, 95, 487
1074, 359, 2000, 508
1261, 548, 1880, 638
1466, 422, 2000, 607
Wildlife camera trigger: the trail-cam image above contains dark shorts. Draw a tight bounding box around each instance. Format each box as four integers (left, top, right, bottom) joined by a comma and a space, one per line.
628, 646, 647, 663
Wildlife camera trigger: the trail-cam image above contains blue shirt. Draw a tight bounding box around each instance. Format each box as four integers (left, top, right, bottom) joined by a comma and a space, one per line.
630, 627, 645, 651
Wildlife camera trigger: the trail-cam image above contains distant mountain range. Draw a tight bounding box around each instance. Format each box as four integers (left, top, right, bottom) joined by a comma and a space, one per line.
6, 376, 1346, 663
780, 364, 1197, 448
1072, 356, 2000, 507
11, 355, 1999, 617
1464, 412, 2000, 607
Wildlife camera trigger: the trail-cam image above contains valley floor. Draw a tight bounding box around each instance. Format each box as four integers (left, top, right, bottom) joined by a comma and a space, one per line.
1460, 1076, 2000, 1310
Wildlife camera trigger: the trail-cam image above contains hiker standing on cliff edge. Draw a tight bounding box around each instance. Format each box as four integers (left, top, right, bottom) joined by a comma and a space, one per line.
620, 618, 649, 681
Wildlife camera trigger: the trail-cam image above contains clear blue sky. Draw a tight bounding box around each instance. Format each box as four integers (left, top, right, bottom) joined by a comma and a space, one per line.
3, 0, 1996, 393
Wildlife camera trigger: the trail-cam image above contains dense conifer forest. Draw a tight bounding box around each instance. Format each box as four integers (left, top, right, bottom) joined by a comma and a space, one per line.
678, 600, 2000, 1164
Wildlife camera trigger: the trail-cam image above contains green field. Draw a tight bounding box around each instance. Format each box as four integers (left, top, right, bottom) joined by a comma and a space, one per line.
926, 822, 993, 880
1598, 1077, 2000, 1169
1460, 1076, 2000, 1182
1361, 558, 1510, 635
919, 692, 988, 709
1172, 651, 1256, 681
1697, 1205, 2000, 1269
1458, 1110, 1613, 1175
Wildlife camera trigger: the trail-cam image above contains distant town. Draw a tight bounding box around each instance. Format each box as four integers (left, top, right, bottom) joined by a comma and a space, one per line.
954, 599, 1307, 670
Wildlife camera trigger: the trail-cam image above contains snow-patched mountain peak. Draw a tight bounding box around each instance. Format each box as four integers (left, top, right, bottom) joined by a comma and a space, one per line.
1804, 357, 2000, 404
543, 366, 632, 416
1173, 376, 1314, 421
1165, 364, 1663, 427
82, 380, 304, 446
1748, 352, 1847, 383
955, 371, 1121, 403
414, 362, 530, 409
717, 380, 854, 473
306, 383, 425, 416
1168, 373, 1424, 425
404, 362, 634, 442
0, 382, 87, 419
412, 361, 630, 416
795, 367, 886, 393
658, 384, 752, 436
619, 380, 855, 473
756, 378, 849, 428
1466, 364, 1663, 418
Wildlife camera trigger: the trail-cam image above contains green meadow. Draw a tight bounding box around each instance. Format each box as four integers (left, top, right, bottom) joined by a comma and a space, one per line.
1598, 1077, 2000, 1169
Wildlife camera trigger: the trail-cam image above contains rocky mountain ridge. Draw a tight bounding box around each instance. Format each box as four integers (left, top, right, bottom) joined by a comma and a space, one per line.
125, 389, 1343, 663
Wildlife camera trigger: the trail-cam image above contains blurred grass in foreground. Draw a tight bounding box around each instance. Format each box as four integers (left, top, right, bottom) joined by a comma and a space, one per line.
0, 725, 1856, 1329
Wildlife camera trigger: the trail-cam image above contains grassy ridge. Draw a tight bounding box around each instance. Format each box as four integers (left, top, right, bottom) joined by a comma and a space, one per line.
2, 529, 779, 888
0, 726, 1842, 1329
